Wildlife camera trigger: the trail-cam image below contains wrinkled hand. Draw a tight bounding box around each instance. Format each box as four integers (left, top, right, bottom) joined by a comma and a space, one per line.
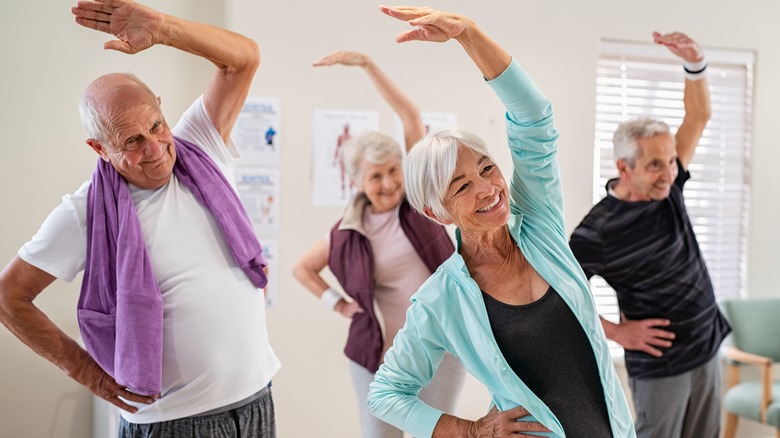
71, 0, 164, 54
470, 406, 551, 438
653, 31, 704, 63
71, 351, 156, 413
313, 51, 371, 68
335, 299, 365, 319
379, 5, 472, 43
613, 313, 675, 357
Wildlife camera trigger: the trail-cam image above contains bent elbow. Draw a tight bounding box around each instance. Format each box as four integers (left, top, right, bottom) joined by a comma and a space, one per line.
247, 39, 261, 72
291, 262, 306, 284
366, 382, 384, 418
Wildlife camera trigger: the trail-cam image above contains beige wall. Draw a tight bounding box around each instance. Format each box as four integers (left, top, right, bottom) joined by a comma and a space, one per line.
1, 0, 778, 437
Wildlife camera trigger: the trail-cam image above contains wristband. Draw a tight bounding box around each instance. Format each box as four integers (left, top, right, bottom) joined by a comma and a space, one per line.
683, 56, 708, 81
320, 288, 343, 311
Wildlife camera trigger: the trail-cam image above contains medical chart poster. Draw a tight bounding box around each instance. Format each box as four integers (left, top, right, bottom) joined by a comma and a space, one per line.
234, 96, 282, 167
235, 167, 280, 237
312, 109, 379, 207
393, 111, 458, 150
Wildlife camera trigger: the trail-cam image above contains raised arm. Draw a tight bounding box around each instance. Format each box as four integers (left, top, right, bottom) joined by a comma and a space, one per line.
379, 6, 511, 80
314, 51, 425, 150
373, 10, 553, 436
0, 257, 155, 412
71, 0, 260, 144
653, 31, 711, 169
381, 6, 562, 226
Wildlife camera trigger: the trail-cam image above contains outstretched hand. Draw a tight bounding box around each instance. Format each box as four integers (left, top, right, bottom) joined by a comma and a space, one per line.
71, 0, 164, 54
313, 51, 371, 68
653, 31, 704, 63
379, 5, 472, 43
380, 5, 509, 80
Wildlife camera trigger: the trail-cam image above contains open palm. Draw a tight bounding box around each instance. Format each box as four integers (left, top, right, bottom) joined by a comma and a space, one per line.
72, 0, 164, 54
380, 6, 470, 43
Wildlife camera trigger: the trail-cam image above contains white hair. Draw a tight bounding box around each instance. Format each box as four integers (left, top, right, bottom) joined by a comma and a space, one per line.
613, 117, 671, 167
78, 98, 108, 143
340, 131, 403, 184
404, 128, 493, 223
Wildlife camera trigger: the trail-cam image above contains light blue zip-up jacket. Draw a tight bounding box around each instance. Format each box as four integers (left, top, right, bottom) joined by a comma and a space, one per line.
367, 60, 636, 438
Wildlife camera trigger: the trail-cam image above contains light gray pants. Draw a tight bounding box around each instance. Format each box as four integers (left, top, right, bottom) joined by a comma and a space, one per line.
629, 354, 721, 438
349, 353, 466, 438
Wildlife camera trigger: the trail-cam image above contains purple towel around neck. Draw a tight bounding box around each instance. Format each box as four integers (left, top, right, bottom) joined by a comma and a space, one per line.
77, 136, 267, 396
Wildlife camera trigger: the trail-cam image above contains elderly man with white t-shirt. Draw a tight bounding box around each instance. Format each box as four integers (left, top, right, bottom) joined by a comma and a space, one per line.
0, 0, 279, 436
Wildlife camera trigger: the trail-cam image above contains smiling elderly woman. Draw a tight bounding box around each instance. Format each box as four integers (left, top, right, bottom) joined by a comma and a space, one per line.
367, 6, 635, 438
293, 51, 466, 438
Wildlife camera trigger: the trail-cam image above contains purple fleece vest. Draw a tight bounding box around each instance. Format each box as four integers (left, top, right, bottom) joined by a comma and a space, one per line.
328, 199, 454, 372
78, 136, 267, 396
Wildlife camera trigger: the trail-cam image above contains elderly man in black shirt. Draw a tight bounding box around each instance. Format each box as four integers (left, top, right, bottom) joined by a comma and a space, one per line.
570, 31, 730, 438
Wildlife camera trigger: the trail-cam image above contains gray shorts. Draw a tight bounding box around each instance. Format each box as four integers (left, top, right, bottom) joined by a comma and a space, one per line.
118, 386, 275, 438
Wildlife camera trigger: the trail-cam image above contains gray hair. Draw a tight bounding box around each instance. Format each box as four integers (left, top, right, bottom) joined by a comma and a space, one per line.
78, 73, 157, 144
613, 117, 671, 167
340, 131, 403, 184
404, 128, 493, 223
78, 98, 109, 143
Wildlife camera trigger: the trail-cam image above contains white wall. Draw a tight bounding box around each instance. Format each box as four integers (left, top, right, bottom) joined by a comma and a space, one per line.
1, 0, 778, 437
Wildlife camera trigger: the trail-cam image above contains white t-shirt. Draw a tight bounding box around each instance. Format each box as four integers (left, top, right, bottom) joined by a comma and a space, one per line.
18, 96, 280, 424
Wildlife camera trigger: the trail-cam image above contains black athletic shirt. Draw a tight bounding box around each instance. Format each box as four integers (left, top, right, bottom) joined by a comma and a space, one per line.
569, 160, 731, 378
483, 286, 612, 437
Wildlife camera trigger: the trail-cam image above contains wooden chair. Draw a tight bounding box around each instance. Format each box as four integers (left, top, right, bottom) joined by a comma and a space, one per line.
722, 298, 780, 438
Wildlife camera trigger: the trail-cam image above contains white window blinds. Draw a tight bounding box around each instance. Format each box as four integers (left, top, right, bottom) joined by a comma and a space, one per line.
593, 40, 754, 357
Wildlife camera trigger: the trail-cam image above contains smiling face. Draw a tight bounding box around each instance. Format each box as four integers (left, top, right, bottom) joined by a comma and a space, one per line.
84, 77, 176, 189
438, 146, 509, 232
359, 158, 404, 214
617, 132, 679, 201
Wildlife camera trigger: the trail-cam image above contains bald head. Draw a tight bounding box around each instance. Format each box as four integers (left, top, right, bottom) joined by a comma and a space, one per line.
80, 72, 177, 189
79, 73, 159, 144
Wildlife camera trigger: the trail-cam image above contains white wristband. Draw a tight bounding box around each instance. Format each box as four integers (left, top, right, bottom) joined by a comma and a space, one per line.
683, 56, 708, 81
320, 288, 343, 311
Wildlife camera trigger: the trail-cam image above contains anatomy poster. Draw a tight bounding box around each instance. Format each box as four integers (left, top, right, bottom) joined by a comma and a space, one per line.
235, 167, 280, 237
234, 96, 281, 167
312, 109, 379, 207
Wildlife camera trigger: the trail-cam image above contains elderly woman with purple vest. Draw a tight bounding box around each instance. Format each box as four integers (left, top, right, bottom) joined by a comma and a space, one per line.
293, 51, 466, 438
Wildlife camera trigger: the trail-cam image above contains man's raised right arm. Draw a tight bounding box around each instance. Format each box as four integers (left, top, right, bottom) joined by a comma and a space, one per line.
71, 0, 260, 145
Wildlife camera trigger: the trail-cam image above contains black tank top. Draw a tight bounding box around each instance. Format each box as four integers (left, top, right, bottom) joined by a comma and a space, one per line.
482, 286, 612, 437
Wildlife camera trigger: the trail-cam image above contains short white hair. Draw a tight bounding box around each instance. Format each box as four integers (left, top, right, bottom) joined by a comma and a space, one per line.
78, 98, 109, 143
404, 128, 493, 223
613, 117, 671, 167
340, 131, 403, 184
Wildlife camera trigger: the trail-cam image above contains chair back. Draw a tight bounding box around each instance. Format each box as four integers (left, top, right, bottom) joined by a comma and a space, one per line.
722, 298, 780, 362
